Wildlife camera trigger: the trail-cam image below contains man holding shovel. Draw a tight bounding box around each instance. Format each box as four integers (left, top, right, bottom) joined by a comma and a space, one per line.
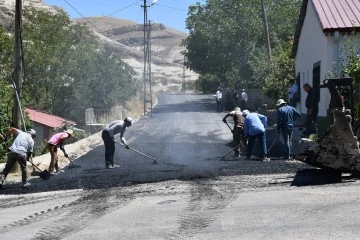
0, 127, 36, 187
47, 129, 73, 175
276, 99, 301, 160
102, 117, 133, 169
223, 107, 245, 157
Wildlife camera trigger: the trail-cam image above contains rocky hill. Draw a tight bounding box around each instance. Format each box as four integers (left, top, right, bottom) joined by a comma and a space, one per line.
0, 0, 198, 92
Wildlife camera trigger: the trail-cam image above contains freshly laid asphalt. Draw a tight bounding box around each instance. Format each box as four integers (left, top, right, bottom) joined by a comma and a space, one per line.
1, 93, 360, 240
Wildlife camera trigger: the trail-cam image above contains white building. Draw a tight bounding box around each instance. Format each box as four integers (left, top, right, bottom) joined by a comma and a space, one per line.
291, 0, 360, 121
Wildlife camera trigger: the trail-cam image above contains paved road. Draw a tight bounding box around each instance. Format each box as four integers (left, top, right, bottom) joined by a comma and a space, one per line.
1, 94, 360, 240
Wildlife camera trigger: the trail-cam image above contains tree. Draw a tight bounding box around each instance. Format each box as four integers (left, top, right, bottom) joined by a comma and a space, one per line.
183, 0, 301, 94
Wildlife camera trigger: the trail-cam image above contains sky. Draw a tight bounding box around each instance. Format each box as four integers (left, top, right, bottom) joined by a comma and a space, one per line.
43, 0, 205, 33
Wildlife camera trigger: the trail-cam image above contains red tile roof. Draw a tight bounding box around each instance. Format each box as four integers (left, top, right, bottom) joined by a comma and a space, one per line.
314, 0, 360, 33
25, 108, 76, 128
291, 0, 360, 58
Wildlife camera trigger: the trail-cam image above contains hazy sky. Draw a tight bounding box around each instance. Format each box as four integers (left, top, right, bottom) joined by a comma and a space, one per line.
43, 0, 205, 33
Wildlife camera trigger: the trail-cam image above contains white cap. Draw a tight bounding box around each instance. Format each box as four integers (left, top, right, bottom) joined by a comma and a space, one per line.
242, 109, 250, 116
125, 117, 133, 126
28, 129, 36, 137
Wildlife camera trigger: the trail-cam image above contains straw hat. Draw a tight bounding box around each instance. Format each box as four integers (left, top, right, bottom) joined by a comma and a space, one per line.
276, 99, 287, 106
64, 129, 73, 136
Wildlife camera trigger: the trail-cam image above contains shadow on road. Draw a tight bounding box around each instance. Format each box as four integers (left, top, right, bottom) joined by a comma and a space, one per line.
290, 168, 358, 186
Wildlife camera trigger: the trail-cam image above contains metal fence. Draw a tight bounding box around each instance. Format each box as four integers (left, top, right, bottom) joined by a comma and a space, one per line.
85, 106, 124, 125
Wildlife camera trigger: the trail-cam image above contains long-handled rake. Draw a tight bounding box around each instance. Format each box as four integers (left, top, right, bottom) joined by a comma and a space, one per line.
28, 158, 50, 180
220, 142, 244, 160
267, 134, 281, 155
115, 141, 158, 164
66, 156, 81, 168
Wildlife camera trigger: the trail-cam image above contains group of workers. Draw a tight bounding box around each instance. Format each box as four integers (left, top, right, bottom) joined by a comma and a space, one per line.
0, 116, 133, 188
216, 88, 248, 112
222, 97, 300, 161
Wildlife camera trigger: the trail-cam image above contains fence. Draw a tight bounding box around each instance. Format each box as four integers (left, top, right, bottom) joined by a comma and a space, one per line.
85, 106, 124, 125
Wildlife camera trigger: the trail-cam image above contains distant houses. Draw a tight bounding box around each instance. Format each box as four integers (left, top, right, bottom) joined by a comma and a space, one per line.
291, 0, 360, 123
25, 108, 76, 146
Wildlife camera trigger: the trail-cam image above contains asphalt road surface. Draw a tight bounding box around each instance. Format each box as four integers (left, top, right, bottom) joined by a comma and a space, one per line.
1, 93, 360, 240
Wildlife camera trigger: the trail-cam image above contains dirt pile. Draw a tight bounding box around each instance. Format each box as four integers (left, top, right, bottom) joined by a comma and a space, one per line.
298, 109, 360, 173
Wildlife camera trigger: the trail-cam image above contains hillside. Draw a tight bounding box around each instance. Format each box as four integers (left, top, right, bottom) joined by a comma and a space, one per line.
0, 0, 198, 92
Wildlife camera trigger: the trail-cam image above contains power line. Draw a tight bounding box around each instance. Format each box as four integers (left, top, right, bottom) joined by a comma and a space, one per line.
105, 1, 139, 17
155, 3, 186, 12
62, 0, 104, 34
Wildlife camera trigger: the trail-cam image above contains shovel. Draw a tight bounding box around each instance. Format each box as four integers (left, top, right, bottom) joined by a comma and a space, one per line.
66, 156, 81, 168
220, 142, 243, 160
115, 141, 158, 164
224, 121, 233, 133
28, 158, 50, 180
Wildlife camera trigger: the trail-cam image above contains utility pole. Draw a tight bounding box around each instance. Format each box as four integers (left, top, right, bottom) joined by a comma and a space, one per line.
182, 55, 186, 93
261, 0, 272, 61
13, 0, 23, 129
141, 0, 156, 116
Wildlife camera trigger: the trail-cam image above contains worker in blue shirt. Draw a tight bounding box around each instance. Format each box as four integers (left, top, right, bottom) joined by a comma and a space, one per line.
242, 110, 270, 161
276, 99, 301, 160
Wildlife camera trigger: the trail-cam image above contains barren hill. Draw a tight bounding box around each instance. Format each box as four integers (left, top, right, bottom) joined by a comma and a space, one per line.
0, 0, 198, 92
75, 16, 198, 92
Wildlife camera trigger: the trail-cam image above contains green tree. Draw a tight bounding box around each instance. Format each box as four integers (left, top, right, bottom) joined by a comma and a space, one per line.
183, 0, 301, 93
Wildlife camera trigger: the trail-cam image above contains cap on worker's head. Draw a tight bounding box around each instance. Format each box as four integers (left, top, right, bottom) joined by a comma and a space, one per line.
64, 129, 73, 136
27, 129, 36, 138
276, 99, 287, 106
124, 117, 133, 126
242, 109, 250, 116
234, 107, 241, 112
242, 89, 245, 92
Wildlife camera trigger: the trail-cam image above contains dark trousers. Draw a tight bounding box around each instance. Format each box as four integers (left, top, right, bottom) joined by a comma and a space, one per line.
2, 152, 27, 184
233, 126, 244, 155
289, 97, 298, 108
281, 128, 293, 158
216, 99, 223, 112
246, 132, 267, 158
305, 109, 318, 133
240, 100, 247, 110
102, 130, 115, 165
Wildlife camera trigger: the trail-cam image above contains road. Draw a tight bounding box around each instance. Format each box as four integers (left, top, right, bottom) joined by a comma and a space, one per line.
1, 93, 360, 240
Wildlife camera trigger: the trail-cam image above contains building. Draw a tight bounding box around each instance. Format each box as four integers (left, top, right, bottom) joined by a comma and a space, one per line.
291, 0, 360, 130
25, 108, 76, 146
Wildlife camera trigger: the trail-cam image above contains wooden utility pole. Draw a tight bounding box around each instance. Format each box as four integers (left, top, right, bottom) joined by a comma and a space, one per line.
261, 0, 272, 61
13, 0, 23, 129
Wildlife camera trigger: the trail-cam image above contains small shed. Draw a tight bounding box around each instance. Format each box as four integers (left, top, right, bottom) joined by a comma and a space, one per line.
25, 108, 76, 146
291, 0, 360, 129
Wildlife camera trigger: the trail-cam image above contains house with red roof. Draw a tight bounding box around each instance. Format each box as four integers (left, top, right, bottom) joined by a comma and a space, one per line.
291, 0, 360, 125
25, 108, 76, 145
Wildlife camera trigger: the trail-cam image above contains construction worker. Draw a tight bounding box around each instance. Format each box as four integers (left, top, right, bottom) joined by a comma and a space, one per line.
276, 99, 301, 160
215, 87, 223, 112
303, 83, 319, 135
242, 110, 270, 161
240, 89, 248, 110
223, 107, 245, 157
101, 117, 133, 169
0, 127, 36, 187
47, 129, 73, 175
